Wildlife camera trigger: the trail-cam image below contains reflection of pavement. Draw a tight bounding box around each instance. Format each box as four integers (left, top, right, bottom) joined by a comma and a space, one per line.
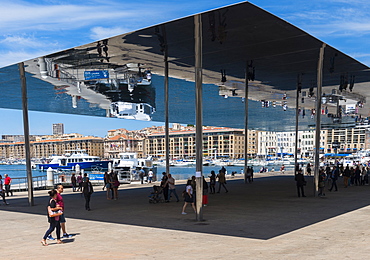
2, 172, 370, 259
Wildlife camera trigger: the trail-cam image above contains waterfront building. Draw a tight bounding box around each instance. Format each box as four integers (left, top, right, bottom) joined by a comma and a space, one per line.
104, 134, 144, 159
52, 123, 64, 135
144, 127, 254, 159
0, 136, 104, 159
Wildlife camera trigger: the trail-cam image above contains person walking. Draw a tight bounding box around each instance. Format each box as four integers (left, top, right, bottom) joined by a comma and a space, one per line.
77, 173, 83, 192
209, 171, 216, 194
111, 172, 120, 200
139, 168, 145, 184
41, 189, 63, 246
343, 164, 350, 188
161, 172, 169, 201
105, 172, 113, 200
329, 166, 339, 192
216, 169, 228, 193
0, 175, 9, 205
182, 180, 196, 215
4, 174, 13, 196
202, 176, 209, 206
103, 171, 109, 191
295, 169, 306, 197
318, 168, 326, 197
71, 173, 77, 192
148, 169, 154, 183
82, 177, 94, 211
166, 174, 179, 202
354, 166, 361, 186
52, 185, 72, 239
306, 163, 312, 176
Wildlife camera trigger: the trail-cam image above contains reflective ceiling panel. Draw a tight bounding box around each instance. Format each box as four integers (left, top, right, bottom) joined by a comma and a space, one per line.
0, 2, 369, 131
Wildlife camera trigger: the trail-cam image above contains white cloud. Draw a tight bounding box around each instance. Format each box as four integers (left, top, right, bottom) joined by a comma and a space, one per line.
0, 1, 145, 34
0, 50, 53, 67
0, 35, 57, 49
90, 26, 130, 41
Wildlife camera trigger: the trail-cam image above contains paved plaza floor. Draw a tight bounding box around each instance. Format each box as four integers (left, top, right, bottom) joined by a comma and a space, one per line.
2, 172, 370, 259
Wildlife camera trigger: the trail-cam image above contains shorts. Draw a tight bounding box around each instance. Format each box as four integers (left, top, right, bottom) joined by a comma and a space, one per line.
59, 213, 66, 223
184, 194, 194, 203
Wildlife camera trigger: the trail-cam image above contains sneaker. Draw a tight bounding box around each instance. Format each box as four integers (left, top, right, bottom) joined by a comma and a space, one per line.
181, 212, 187, 215
47, 235, 55, 240
63, 233, 72, 238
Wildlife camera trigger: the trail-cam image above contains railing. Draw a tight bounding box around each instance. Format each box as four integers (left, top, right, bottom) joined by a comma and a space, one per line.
9, 175, 48, 191
7, 172, 108, 192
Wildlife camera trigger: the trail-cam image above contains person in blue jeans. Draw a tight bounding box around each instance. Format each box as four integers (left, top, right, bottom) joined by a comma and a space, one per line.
41, 189, 63, 246
329, 166, 339, 192
166, 174, 179, 202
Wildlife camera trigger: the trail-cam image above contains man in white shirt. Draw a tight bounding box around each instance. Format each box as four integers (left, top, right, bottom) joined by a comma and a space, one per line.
148, 169, 154, 183
166, 174, 179, 202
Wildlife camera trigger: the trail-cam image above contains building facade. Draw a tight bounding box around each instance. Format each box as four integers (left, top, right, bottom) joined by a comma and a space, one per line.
0, 136, 104, 159
52, 123, 64, 135
144, 127, 253, 159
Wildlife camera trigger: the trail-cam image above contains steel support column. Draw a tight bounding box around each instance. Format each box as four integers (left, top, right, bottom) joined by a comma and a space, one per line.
163, 25, 170, 176
244, 62, 249, 183
294, 74, 301, 174
194, 14, 203, 221
314, 43, 326, 195
18, 62, 34, 206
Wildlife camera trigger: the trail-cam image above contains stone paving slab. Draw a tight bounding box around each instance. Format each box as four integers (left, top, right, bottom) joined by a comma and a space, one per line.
2, 172, 370, 259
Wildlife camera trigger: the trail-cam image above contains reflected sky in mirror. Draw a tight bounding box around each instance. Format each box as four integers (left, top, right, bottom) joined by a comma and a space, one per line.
0, 2, 369, 131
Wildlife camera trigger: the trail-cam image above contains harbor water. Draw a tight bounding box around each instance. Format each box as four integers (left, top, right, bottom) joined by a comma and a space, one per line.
0, 164, 294, 184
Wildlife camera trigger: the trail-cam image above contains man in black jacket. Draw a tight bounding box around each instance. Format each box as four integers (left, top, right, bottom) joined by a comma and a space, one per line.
82, 177, 94, 211
295, 169, 306, 197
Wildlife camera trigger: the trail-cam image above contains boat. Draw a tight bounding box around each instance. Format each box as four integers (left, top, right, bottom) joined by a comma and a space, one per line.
112, 152, 156, 183
37, 150, 111, 171
172, 160, 196, 167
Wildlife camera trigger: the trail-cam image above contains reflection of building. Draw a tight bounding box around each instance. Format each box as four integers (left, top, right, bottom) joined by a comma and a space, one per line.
52, 123, 64, 135
257, 131, 277, 157
34, 53, 157, 120
325, 127, 366, 153
109, 102, 155, 121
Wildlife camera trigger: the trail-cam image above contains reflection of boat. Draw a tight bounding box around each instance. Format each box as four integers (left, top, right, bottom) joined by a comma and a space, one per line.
117, 65, 152, 91
110, 102, 155, 121
112, 153, 156, 183
37, 150, 111, 171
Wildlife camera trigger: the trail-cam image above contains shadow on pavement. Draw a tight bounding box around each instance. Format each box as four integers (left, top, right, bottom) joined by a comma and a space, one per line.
2, 175, 370, 240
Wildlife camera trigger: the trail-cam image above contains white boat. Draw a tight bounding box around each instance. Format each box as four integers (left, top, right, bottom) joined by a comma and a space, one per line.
112, 152, 156, 183
172, 160, 196, 167
37, 150, 111, 171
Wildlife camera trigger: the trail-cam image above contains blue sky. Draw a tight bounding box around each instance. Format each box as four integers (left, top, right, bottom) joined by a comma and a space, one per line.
1, 0, 370, 137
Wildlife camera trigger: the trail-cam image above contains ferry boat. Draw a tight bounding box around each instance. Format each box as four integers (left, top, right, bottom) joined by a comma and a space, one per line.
112, 152, 156, 183
37, 150, 111, 171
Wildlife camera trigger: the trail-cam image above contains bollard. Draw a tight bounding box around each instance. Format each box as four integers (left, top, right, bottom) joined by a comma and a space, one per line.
46, 167, 54, 188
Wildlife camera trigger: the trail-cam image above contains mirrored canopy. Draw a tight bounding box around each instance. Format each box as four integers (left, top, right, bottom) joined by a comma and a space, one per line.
1, 2, 369, 131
